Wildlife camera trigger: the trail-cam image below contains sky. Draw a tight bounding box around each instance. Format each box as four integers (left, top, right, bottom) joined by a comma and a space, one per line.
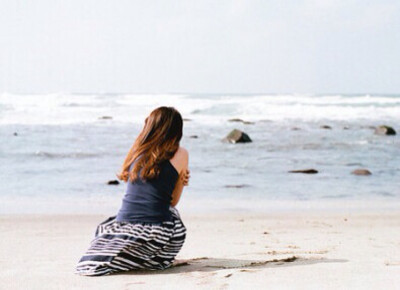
0, 0, 399, 94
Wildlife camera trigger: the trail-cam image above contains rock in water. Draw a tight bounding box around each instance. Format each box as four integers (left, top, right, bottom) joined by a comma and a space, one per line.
13, 132, 18, 136
107, 180, 120, 185
228, 118, 244, 123
374, 125, 396, 135
228, 118, 255, 125
224, 184, 251, 188
223, 129, 252, 143
288, 169, 318, 174
320, 125, 332, 129
352, 169, 372, 176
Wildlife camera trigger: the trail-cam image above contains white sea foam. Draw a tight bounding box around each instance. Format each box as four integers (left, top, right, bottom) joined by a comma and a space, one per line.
1, 93, 399, 125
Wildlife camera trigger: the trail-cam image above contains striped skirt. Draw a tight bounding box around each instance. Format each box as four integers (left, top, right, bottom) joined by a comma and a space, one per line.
75, 207, 186, 276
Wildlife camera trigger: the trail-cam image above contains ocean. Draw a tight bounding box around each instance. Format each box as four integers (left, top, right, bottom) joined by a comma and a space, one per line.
1, 93, 399, 214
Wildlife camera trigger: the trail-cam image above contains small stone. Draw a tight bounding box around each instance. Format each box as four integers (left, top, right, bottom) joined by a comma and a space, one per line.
107, 180, 120, 185
13, 132, 18, 136
228, 118, 255, 125
320, 125, 332, 129
183, 118, 192, 122
224, 184, 250, 188
352, 169, 372, 176
346, 163, 363, 166
99, 116, 113, 120
223, 129, 252, 143
288, 169, 318, 174
374, 125, 396, 136
228, 118, 244, 122
189, 135, 198, 139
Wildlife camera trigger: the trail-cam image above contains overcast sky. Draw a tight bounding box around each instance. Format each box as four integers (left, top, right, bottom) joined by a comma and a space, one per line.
0, 0, 399, 94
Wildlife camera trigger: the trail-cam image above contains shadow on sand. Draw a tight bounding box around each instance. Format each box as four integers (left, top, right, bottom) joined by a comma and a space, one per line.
114, 256, 348, 276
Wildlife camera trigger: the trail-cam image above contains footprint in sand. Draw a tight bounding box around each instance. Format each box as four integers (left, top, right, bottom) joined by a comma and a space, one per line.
385, 261, 400, 266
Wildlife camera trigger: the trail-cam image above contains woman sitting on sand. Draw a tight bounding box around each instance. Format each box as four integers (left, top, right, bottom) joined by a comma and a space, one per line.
75, 106, 189, 276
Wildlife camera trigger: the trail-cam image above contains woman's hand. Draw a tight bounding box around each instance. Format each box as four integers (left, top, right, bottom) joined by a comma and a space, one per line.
181, 169, 190, 186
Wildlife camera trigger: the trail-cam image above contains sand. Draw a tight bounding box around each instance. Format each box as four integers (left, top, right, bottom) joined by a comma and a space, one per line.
1, 210, 400, 290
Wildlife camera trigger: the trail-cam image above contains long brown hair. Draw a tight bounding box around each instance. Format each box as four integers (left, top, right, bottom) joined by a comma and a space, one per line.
118, 106, 183, 182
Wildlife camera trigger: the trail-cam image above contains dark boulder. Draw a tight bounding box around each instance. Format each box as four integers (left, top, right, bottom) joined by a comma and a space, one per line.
288, 169, 318, 174
107, 180, 120, 185
352, 169, 372, 176
374, 125, 396, 136
223, 129, 252, 143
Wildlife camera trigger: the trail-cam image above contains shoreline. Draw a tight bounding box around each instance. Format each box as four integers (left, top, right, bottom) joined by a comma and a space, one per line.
2, 197, 400, 215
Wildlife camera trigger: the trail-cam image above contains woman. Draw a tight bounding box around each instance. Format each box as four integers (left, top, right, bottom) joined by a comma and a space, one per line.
75, 106, 189, 276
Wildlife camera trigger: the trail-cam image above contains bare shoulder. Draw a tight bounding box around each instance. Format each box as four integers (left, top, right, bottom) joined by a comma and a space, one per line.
172, 146, 188, 162
177, 147, 189, 158
170, 147, 189, 173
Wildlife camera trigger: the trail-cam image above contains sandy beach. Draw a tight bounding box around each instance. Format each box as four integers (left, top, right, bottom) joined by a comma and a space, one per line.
2, 0, 400, 288
2, 209, 400, 290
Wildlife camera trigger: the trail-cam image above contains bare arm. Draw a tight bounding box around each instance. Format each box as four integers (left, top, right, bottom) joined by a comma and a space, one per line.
169, 147, 189, 207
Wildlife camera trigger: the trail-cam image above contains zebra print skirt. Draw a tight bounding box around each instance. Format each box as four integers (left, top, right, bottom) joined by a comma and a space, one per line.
75, 207, 186, 276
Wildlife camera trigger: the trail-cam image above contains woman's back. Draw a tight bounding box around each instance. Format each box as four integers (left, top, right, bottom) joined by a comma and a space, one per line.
116, 159, 179, 223
75, 107, 188, 276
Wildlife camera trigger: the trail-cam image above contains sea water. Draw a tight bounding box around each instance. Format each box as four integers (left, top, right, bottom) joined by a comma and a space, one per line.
0, 93, 399, 214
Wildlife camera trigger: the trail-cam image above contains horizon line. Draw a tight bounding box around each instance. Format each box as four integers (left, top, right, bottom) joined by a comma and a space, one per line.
1, 91, 400, 96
